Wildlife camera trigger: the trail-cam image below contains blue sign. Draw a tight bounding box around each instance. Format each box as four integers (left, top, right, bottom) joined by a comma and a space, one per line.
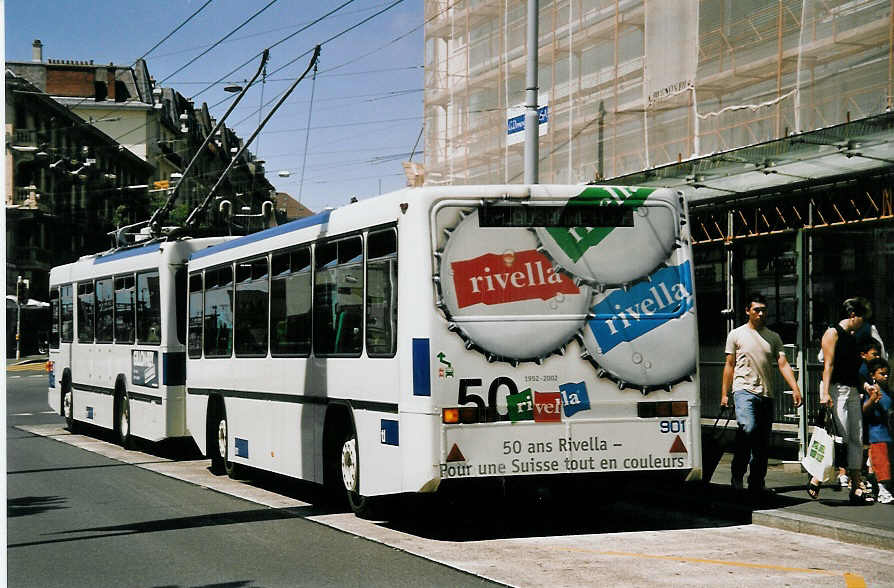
507, 105, 549, 136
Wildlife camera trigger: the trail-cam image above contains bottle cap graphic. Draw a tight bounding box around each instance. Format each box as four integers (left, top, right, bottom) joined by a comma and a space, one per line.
437, 210, 591, 362
535, 187, 679, 286
580, 260, 697, 387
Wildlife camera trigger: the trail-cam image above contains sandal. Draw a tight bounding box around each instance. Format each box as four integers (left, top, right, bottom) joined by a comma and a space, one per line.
849, 487, 875, 505
807, 480, 821, 500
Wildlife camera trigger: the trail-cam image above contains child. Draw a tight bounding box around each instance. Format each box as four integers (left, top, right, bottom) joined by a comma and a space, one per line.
863, 357, 893, 504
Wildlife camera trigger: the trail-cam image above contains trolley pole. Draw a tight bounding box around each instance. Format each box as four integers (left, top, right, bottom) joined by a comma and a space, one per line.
524, 0, 539, 184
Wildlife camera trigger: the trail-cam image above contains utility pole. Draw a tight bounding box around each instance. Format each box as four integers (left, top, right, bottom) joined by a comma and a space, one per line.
524, 0, 540, 185
15, 275, 29, 360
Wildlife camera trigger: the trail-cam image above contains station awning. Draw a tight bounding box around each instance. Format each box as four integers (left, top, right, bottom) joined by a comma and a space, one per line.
605, 111, 894, 204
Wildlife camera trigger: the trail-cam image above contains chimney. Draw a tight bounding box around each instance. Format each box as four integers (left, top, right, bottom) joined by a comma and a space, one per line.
32, 39, 43, 63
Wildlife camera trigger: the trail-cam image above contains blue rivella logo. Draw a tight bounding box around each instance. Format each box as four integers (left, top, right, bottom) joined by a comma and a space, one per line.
587, 261, 693, 354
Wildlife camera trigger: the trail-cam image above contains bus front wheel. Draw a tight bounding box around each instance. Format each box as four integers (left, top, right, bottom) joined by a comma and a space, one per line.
211, 403, 244, 479
62, 377, 76, 433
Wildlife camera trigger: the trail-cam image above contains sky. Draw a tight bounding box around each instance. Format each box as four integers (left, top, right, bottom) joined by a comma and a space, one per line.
5, 0, 425, 214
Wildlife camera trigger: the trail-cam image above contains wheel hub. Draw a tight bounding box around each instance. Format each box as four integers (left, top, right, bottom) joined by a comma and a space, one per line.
341, 437, 358, 492
217, 419, 227, 459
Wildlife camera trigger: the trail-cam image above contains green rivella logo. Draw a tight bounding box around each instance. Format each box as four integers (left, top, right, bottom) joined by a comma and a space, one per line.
545, 186, 654, 262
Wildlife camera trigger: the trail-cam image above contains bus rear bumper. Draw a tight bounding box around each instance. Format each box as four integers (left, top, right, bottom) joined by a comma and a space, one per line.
439, 417, 696, 481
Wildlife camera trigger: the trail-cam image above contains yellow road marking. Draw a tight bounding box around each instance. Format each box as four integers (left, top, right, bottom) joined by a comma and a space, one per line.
6, 364, 46, 372
548, 546, 866, 587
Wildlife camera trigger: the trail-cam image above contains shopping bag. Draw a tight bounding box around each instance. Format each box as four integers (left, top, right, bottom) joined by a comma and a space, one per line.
701, 407, 733, 483
802, 425, 836, 483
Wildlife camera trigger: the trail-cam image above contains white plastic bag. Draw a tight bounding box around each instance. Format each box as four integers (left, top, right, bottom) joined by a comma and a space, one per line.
802, 425, 836, 483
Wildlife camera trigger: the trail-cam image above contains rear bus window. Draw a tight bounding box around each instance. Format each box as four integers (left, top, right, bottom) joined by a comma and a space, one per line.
137, 271, 161, 345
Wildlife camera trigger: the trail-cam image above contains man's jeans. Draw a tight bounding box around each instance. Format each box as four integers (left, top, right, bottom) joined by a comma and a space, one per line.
731, 389, 775, 490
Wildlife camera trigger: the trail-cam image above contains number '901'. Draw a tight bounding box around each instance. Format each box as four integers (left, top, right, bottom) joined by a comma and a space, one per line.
659, 420, 686, 434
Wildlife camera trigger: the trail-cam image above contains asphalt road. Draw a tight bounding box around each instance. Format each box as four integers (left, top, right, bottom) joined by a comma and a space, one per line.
6, 372, 497, 588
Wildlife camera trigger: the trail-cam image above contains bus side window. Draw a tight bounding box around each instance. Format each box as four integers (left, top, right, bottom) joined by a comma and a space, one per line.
77, 282, 95, 342
271, 248, 311, 357
188, 273, 203, 358
95, 277, 114, 343
314, 236, 363, 357
49, 287, 60, 349
204, 266, 234, 357
137, 271, 162, 345
366, 228, 397, 357
114, 275, 135, 344
60, 285, 74, 343
235, 257, 269, 357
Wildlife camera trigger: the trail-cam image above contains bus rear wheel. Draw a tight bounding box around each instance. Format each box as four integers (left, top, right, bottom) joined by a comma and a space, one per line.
115, 392, 132, 449
339, 430, 380, 519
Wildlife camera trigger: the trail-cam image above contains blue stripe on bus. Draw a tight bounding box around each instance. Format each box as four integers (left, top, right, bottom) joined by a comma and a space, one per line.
380, 419, 399, 446
412, 338, 431, 397
93, 242, 161, 264
190, 209, 332, 261
235, 437, 249, 458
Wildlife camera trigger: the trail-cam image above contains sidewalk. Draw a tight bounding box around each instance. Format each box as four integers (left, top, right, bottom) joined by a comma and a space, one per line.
698, 454, 894, 550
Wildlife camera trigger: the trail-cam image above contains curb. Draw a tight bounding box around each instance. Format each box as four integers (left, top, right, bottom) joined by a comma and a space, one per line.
753, 508, 894, 550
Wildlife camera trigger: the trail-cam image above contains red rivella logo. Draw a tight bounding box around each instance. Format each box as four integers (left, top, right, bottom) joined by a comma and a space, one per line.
533, 391, 562, 422
450, 249, 579, 309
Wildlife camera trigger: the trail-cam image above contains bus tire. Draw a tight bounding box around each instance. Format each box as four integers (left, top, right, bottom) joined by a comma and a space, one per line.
114, 387, 133, 449
62, 374, 76, 433
210, 401, 244, 479
339, 427, 381, 519
207, 399, 226, 474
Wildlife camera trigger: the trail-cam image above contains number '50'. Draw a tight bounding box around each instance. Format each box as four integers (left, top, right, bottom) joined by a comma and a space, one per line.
458, 377, 518, 419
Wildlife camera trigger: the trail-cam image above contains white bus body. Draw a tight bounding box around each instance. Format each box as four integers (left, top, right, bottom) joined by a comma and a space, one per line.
185, 185, 701, 513
48, 237, 229, 443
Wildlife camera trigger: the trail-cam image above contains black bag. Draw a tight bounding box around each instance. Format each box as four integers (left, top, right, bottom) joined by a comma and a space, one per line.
702, 407, 733, 484
819, 406, 848, 468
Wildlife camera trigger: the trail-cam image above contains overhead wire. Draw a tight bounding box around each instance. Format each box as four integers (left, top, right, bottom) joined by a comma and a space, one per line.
150, 0, 397, 60
136, 0, 215, 61
188, 0, 360, 101
159, 0, 280, 84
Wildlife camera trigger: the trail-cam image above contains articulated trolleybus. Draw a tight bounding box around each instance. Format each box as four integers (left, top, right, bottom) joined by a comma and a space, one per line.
186, 184, 700, 515
48, 237, 228, 445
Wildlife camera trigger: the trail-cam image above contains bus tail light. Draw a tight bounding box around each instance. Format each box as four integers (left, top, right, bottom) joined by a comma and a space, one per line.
442, 406, 482, 424
637, 401, 688, 418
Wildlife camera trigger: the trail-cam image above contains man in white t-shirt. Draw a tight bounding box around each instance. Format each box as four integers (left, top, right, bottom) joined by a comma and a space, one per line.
721, 294, 802, 495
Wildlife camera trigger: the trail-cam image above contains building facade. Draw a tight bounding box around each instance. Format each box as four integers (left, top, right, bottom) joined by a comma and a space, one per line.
424, 0, 894, 436
5, 40, 278, 355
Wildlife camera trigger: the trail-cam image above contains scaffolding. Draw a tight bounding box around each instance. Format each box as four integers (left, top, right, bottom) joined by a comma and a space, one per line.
423, 0, 894, 186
